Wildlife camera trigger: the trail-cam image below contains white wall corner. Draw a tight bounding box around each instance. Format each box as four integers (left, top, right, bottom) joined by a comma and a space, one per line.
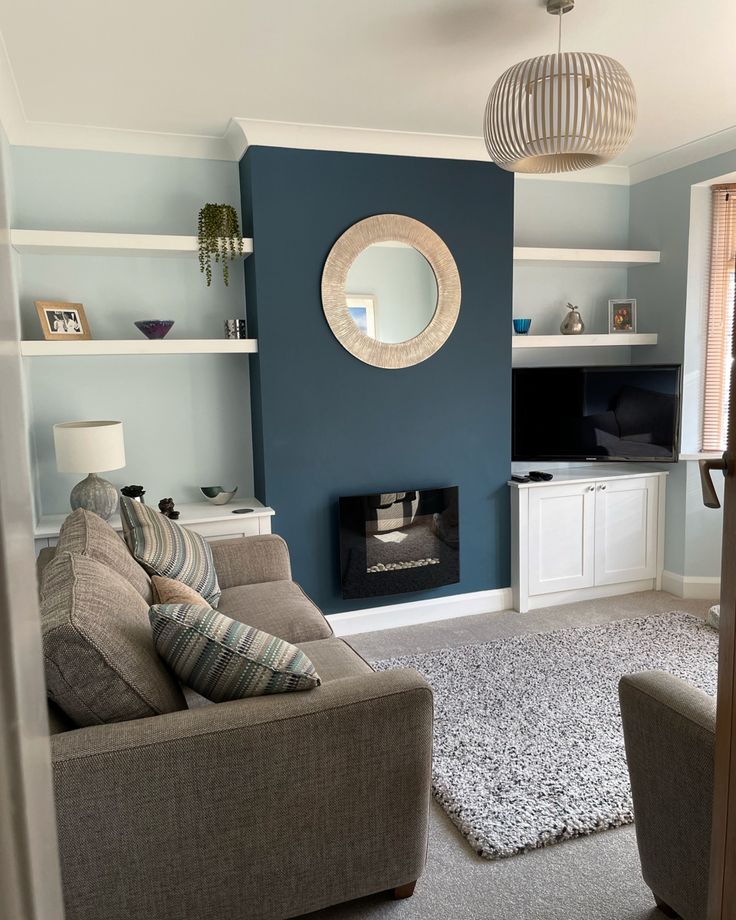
326, 587, 513, 637
661, 569, 720, 600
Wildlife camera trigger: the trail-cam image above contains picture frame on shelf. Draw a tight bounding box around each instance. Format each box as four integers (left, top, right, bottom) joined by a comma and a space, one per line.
35, 300, 91, 340
608, 298, 637, 333
346, 295, 376, 338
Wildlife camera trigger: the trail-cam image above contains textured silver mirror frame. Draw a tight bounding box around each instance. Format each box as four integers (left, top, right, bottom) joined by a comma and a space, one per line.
321, 214, 461, 369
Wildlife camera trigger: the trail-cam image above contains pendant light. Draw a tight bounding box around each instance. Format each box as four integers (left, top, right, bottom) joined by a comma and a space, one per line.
483, 0, 636, 174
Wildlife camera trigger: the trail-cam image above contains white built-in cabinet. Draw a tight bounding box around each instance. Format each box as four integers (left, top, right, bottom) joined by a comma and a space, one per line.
511, 468, 666, 612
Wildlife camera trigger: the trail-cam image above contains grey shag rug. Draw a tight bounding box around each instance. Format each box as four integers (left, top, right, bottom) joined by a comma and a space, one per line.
373, 613, 718, 860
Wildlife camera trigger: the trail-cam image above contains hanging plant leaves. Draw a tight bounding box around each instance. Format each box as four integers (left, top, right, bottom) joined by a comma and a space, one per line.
197, 204, 244, 286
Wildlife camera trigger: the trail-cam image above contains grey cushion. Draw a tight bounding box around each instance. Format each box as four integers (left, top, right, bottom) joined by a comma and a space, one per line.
55, 507, 153, 604
218, 579, 333, 644
181, 638, 371, 709
120, 497, 221, 607
41, 552, 186, 726
149, 603, 321, 701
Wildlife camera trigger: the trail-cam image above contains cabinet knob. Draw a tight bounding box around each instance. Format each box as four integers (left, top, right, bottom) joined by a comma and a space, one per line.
599, 484, 607, 491
587, 485, 595, 491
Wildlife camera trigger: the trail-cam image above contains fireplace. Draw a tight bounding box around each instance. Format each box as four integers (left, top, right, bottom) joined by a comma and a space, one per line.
338, 487, 459, 599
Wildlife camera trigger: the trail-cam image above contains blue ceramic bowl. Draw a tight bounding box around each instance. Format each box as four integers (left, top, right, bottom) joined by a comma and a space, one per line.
135, 320, 175, 339
513, 318, 532, 335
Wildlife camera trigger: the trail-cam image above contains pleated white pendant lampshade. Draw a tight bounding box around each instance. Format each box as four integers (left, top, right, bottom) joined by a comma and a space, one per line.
484, 2, 636, 174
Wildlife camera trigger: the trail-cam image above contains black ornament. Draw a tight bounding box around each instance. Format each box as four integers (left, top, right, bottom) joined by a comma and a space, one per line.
158, 497, 180, 520
121, 485, 146, 502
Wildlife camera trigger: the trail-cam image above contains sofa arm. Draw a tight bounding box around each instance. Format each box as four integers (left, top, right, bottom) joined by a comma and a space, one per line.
619, 671, 715, 920
52, 669, 433, 920
210, 533, 292, 588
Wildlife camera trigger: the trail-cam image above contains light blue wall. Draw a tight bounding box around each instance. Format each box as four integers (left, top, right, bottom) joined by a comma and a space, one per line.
346, 245, 437, 343
513, 178, 632, 367
12, 147, 253, 515
627, 150, 736, 582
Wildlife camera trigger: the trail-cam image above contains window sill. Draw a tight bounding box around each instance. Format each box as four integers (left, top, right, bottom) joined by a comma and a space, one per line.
679, 451, 723, 461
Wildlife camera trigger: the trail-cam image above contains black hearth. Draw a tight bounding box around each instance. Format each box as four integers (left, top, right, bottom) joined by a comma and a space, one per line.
338, 487, 459, 599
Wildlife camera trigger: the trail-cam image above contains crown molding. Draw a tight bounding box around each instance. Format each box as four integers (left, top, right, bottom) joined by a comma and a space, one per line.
231, 117, 489, 161
629, 125, 736, 185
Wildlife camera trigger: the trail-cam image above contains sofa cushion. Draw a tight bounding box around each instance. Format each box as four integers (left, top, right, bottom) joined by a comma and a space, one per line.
119, 496, 220, 607
149, 603, 321, 701
55, 507, 153, 604
152, 575, 208, 606
41, 552, 187, 726
217, 580, 333, 644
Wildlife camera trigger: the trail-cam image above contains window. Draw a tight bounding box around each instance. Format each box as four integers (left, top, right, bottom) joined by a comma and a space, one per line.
702, 184, 736, 451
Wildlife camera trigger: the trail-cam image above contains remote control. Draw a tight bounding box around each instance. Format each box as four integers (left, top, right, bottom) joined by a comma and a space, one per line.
529, 471, 554, 482
232, 508, 255, 514
511, 474, 531, 483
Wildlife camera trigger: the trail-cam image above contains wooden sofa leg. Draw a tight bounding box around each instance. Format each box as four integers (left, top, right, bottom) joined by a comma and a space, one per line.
393, 881, 417, 900
654, 894, 679, 918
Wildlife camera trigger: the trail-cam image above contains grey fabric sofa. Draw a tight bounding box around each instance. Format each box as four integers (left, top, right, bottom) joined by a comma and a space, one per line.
619, 671, 715, 920
40, 526, 433, 920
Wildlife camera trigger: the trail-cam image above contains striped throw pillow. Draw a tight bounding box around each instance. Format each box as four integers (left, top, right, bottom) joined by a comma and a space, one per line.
149, 604, 321, 701
120, 497, 221, 607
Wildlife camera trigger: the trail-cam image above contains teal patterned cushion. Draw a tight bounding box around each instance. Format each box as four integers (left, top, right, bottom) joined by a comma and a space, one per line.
149, 604, 321, 701
120, 497, 221, 607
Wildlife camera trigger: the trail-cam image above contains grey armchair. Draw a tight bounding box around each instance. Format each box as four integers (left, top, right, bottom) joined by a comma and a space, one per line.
619, 671, 716, 920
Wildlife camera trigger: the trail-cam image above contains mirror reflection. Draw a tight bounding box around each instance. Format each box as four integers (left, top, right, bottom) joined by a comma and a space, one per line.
345, 242, 439, 344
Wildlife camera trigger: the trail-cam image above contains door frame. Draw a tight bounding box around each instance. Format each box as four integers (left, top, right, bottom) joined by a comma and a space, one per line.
0, 122, 65, 920
709, 398, 736, 917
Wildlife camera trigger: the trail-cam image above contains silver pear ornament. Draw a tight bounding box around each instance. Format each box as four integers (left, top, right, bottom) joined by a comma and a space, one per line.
560, 302, 585, 335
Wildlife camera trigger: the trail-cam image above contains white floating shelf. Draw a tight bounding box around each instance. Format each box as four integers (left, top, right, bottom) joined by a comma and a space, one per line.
10, 229, 253, 259
513, 247, 660, 267
20, 339, 258, 357
512, 333, 658, 349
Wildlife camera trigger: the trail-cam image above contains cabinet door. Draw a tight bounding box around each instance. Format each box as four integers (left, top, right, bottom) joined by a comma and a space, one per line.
528, 483, 596, 596
594, 476, 657, 586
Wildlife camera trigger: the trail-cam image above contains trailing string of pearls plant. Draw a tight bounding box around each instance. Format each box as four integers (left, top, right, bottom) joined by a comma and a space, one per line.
197, 203, 244, 286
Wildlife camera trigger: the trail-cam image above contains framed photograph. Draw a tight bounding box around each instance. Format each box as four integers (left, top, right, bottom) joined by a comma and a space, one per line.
608, 298, 637, 333
346, 295, 376, 338
35, 301, 91, 341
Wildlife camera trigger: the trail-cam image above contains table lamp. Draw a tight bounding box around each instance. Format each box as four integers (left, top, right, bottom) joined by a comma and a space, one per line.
53, 421, 126, 520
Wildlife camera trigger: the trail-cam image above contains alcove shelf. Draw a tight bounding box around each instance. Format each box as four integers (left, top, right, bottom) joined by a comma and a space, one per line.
20, 339, 258, 356
10, 229, 253, 258
512, 333, 658, 349
512, 247, 660, 267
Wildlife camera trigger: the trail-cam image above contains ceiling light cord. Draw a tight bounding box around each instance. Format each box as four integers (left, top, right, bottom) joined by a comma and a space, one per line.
558, 9, 562, 56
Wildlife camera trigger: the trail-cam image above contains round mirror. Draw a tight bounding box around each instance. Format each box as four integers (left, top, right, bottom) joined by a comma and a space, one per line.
322, 214, 461, 369
345, 243, 438, 344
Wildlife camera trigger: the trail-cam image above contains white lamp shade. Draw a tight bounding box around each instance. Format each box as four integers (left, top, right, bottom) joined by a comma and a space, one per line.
54, 421, 126, 474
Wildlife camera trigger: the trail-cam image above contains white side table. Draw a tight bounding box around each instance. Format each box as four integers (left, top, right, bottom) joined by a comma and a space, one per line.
34, 499, 275, 555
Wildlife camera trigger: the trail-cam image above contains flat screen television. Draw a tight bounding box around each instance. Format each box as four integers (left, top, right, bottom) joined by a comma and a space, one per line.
513, 364, 682, 462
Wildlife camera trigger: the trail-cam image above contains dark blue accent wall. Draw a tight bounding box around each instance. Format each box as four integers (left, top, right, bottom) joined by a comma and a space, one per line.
240, 147, 513, 614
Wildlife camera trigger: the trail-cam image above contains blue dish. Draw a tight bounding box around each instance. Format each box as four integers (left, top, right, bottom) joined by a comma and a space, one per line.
513, 318, 532, 335
135, 320, 174, 339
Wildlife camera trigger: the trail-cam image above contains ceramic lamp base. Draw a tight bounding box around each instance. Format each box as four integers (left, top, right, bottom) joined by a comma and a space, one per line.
70, 473, 119, 520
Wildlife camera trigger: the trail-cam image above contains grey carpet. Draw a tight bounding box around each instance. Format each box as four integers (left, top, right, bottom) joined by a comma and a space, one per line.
373, 612, 718, 860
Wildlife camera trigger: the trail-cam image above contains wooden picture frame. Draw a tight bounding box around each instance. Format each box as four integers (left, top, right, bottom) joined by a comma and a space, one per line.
34, 301, 91, 341
608, 298, 637, 333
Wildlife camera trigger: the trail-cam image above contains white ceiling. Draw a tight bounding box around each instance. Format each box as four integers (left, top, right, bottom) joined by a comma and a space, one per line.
1, 0, 735, 173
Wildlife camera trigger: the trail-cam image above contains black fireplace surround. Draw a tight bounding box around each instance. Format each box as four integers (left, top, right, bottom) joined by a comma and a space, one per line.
338, 487, 459, 599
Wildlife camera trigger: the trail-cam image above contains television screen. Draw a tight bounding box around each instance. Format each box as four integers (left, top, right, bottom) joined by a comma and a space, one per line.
512, 365, 682, 462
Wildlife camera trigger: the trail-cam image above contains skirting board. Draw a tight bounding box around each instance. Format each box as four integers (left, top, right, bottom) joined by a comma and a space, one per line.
662, 570, 721, 600
327, 587, 513, 637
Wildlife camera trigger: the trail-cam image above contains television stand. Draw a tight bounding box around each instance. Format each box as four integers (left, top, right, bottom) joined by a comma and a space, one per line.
509, 467, 667, 613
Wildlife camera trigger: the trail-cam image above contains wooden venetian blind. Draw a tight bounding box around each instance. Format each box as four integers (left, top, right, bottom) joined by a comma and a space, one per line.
702, 184, 736, 451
